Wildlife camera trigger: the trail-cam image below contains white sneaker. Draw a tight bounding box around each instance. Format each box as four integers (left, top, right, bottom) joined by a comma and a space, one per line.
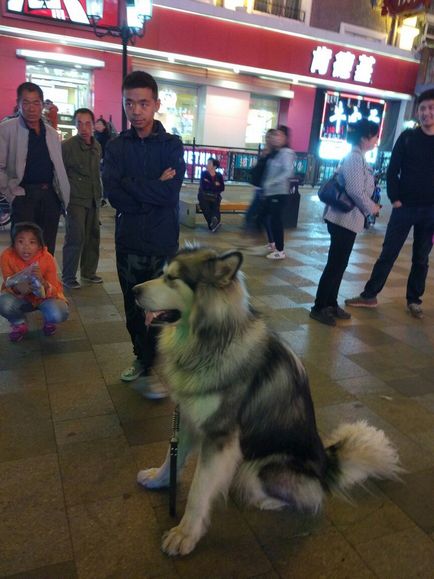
133, 375, 169, 400
266, 250, 286, 260
120, 359, 145, 382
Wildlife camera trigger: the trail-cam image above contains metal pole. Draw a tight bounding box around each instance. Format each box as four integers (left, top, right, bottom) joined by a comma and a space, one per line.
121, 35, 128, 132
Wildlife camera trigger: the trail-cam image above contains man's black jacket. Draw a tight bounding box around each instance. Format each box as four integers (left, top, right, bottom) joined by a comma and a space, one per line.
103, 121, 185, 256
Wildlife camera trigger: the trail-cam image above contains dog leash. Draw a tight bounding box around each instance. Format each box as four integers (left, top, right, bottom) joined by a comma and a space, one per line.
169, 404, 180, 517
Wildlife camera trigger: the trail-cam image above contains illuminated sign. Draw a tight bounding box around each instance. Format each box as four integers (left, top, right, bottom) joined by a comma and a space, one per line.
6, 0, 119, 28
311, 46, 376, 84
319, 91, 386, 161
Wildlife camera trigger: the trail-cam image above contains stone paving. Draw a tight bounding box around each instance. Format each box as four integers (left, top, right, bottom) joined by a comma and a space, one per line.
1, 189, 433, 578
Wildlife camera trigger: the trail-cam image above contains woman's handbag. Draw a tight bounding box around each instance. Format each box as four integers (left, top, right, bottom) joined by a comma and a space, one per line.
318, 174, 355, 213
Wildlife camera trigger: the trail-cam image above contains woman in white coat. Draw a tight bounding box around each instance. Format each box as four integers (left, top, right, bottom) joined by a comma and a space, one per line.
310, 119, 381, 326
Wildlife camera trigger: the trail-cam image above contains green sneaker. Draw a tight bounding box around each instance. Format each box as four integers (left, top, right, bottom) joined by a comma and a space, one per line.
120, 359, 145, 382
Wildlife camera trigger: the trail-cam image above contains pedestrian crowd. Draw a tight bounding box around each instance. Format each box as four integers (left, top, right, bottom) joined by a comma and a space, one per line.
0, 76, 433, 398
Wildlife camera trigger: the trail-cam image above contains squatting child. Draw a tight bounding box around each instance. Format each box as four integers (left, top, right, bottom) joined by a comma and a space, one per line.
0, 222, 69, 342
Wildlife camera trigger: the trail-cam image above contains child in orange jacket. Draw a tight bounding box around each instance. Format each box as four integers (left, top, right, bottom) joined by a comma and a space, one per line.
0, 222, 68, 342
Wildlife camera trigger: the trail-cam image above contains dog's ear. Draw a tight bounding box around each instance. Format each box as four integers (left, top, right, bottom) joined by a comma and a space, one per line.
213, 251, 243, 286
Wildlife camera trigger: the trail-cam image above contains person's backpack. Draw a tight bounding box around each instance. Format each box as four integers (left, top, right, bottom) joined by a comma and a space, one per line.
318, 172, 355, 212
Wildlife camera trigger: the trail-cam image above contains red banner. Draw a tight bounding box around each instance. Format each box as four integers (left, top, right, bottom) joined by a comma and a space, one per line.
381, 0, 431, 16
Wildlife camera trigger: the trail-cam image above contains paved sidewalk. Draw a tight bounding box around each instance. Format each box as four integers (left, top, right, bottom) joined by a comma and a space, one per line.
1, 190, 433, 578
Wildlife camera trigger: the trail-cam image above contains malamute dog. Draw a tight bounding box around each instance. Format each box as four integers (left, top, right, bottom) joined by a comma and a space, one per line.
134, 247, 401, 557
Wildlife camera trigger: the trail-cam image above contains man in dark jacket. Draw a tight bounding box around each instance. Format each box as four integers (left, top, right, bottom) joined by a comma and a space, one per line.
346, 89, 434, 318
103, 71, 185, 399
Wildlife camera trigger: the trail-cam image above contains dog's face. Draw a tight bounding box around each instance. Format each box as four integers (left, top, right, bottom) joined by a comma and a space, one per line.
133, 247, 243, 326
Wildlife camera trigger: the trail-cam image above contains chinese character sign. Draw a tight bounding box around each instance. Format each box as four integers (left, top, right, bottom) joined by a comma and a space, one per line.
311, 46, 376, 84
320, 91, 386, 142
6, 0, 119, 27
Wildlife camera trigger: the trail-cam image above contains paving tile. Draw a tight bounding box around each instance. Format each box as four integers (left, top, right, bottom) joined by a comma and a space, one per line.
376, 468, 434, 534
82, 320, 129, 345
76, 303, 123, 324
58, 436, 138, 506
155, 500, 273, 579
68, 494, 175, 579
261, 527, 375, 579
5, 561, 77, 579
0, 367, 47, 393
92, 341, 137, 384
0, 454, 73, 576
325, 483, 415, 545
0, 389, 56, 462
355, 527, 434, 578
121, 414, 173, 446
48, 378, 115, 421
54, 413, 123, 446
108, 381, 174, 422
43, 351, 103, 385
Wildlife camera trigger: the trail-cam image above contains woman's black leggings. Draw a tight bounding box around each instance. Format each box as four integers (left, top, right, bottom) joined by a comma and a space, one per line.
265, 195, 288, 251
314, 221, 356, 310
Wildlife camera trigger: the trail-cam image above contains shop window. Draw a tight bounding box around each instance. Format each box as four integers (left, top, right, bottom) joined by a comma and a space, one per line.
155, 84, 198, 144
245, 96, 279, 148
26, 63, 92, 140
253, 0, 303, 21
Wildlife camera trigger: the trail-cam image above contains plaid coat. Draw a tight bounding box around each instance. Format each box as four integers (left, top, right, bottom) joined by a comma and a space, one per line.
323, 147, 378, 233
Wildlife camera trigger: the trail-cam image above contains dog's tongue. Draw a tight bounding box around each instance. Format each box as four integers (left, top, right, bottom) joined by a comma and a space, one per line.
145, 311, 162, 326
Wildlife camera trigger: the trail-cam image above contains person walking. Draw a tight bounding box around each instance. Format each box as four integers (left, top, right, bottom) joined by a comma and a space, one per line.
62, 108, 103, 289
94, 116, 114, 207
262, 126, 295, 260
345, 89, 434, 319
197, 157, 225, 232
0, 82, 70, 254
310, 119, 381, 326
102, 71, 185, 399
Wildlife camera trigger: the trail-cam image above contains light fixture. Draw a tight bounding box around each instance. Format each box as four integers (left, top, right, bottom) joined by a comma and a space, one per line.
16, 49, 105, 68
85, 0, 153, 130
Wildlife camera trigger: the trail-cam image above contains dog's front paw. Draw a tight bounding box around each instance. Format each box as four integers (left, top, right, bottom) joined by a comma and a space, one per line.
162, 525, 199, 556
137, 468, 169, 489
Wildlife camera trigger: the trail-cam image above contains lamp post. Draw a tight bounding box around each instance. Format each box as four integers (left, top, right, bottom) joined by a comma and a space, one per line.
86, 0, 153, 131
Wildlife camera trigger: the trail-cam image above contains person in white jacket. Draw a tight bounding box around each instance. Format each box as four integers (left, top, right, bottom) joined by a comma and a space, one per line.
262, 125, 295, 260
0, 82, 69, 254
310, 119, 381, 326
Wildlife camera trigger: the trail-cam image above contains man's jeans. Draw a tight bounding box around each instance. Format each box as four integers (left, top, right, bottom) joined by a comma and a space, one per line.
0, 294, 69, 325
361, 205, 434, 305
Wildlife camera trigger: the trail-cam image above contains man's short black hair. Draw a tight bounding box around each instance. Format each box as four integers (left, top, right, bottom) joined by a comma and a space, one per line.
73, 108, 95, 123
417, 89, 434, 106
122, 71, 159, 99
17, 82, 44, 102
11, 222, 45, 248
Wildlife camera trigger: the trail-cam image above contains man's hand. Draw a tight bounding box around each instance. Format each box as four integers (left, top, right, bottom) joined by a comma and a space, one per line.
159, 167, 176, 181
392, 200, 402, 208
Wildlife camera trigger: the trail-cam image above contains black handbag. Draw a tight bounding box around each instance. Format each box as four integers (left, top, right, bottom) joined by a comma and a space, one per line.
318, 174, 355, 213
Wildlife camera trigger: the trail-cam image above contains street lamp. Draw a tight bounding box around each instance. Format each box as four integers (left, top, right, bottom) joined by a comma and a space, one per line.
86, 0, 153, 130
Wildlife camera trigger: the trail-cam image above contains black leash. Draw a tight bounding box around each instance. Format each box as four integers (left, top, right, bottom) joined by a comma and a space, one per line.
169, 404, 180, 517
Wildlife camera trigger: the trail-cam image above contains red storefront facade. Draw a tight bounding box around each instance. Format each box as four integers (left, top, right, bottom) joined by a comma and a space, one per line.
0, 1, 419, 154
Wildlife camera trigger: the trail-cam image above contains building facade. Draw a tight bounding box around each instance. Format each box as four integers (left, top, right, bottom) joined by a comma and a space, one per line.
0, 0, 426, 180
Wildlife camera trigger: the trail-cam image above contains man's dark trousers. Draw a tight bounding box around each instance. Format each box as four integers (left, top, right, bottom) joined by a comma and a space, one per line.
11, 184, 61, 255
361, 205, 434, 305
116, 253, 167, 374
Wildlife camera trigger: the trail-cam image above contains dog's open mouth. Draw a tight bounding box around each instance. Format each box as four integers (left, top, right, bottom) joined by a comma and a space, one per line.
144, 310, 181, 326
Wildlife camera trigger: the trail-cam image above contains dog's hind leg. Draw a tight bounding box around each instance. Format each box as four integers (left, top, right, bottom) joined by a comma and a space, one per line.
137, 419, 195, 489
162, 436, 242, 556
236, 463, 288, 511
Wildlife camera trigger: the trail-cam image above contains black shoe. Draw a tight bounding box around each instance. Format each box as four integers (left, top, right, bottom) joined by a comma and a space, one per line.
310, 307, 336, 326
332, 305, 351, 320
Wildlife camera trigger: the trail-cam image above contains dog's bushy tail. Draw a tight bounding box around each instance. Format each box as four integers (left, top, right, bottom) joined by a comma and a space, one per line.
324, 420, 403, 496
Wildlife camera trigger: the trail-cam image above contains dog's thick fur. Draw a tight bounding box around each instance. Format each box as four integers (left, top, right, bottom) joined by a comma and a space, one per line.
134, 247, 401, 556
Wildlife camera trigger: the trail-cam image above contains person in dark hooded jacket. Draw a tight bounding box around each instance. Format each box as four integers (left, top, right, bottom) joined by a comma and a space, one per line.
103, 71, 185, 399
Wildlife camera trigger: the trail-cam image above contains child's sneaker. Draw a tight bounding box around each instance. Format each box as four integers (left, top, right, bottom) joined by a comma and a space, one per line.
9, 323, 28, 343
43, 323, 57, 336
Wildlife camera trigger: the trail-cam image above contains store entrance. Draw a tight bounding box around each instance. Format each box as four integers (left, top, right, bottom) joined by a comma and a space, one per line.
26, 63, 92, 140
